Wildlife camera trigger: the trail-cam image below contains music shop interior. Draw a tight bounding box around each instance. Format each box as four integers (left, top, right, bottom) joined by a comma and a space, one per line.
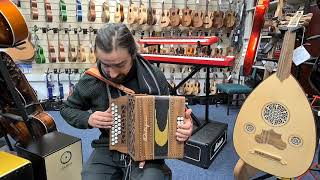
1, 0, 320, 179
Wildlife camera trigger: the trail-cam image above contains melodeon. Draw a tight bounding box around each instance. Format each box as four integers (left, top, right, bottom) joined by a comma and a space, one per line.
109, 95, 185, 161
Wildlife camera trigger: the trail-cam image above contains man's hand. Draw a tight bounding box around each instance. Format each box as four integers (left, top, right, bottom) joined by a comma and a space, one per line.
88, 107, 113, 129
176, 108, 193, 142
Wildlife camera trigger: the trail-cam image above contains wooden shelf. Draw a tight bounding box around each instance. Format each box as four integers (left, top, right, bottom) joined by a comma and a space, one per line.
138, 36, 220, 46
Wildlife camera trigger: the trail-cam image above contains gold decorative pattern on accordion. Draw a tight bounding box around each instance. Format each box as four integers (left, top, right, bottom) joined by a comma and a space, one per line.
109, 95, 185, 161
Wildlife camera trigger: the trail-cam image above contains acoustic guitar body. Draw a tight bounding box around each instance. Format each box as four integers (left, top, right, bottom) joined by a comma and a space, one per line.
127, 3, 139, 24
181, 8, 192, 27
6, 34, 35, 62
233, 74, 316, 178
169, 8, 180, 27
101, 1, 110, 23
114, 2, 124, 23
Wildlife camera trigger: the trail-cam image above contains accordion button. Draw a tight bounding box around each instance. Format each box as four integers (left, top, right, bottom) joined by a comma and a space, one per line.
118, 115, 121, 119
112, 130, 114, 134
111, 103, 115, 107
111, 142, 115, 145
111, 107, 115, 111
115, 136, 118, 140
115, 109, 118, 113
115, 140, 118, 144
118, 127, 121, 131
112, 111, 115, 115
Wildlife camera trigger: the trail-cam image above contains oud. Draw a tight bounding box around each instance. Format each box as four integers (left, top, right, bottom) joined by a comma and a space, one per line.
233, 11, 317, 178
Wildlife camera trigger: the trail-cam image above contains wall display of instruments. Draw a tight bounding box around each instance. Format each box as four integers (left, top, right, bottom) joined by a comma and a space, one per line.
109, 95, 185, 161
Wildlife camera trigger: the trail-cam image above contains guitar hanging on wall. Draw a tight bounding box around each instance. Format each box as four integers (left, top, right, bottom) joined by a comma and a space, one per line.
192, 0, 203, 28
88, 0, 96, 22
181, 0, 192, 27
45, 27, 56, 63
127, 0, 138, 25
30, 0, 39, 20
169, 0, 180, 27
243, 0, 269, 76
159, 0, 170, 28
101, 0, 110, 23
76, 0, 83, 22
59, 0, 67, 22
146, 0, 157, 25
233, 11, 317, 178
44, 0, 53, 22
57, 26, 66, 62
114, 0, 124, 23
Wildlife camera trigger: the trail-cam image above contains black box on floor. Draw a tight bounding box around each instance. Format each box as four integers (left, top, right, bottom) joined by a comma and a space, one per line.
182, 121, 227, 169
15, 131, 83, 180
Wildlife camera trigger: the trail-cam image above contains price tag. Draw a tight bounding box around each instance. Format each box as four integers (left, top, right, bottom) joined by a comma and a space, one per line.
293, 45, 311, 66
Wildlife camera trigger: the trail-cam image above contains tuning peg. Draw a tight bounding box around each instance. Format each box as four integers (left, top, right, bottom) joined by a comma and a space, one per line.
83, 28, 88, 34
53, 28, 58, 34
42, 28, 47, 33
93, 29, 97, 34
53, 69, 58, 74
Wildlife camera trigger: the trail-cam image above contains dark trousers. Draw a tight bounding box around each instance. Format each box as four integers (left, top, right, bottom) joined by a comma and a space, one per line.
82, 147, 167, 180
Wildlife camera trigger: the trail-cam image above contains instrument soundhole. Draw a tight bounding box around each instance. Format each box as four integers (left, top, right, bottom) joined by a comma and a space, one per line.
289, 135, 303, 147
262, 103, 289, 127
244, 123, 255, 134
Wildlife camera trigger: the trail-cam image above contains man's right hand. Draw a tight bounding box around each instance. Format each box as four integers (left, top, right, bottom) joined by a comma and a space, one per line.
88, 107, 113, 129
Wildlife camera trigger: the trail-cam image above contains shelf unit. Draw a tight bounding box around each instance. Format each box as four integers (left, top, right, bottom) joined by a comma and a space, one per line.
138, 37, 235, 132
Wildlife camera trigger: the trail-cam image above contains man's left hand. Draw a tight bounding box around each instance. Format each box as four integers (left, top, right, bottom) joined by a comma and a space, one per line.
176, 108, 193, 142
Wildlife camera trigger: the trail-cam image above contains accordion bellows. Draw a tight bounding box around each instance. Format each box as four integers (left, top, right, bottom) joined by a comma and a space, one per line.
109, 95, 185, 161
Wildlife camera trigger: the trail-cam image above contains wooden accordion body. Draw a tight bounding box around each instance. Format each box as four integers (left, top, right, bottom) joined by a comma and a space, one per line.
109, 95, 185, 161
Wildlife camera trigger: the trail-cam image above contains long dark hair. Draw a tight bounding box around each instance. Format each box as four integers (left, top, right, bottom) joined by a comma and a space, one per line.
95, 23, 137, 58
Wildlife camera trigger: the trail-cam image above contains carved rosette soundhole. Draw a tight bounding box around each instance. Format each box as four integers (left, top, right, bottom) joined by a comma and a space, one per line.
128, 98, 135, 156
262, 103, 289, 127
289, 135, 303, 147
244, 123, 256, 134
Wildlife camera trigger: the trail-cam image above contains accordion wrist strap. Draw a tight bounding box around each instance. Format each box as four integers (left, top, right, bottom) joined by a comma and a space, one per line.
85, 67, 136, 95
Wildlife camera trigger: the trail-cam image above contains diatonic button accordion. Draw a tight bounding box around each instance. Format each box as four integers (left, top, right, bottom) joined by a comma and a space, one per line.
109, 95, 185, 161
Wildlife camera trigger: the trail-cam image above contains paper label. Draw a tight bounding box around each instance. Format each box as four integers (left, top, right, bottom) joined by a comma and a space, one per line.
293, 45, 311, 66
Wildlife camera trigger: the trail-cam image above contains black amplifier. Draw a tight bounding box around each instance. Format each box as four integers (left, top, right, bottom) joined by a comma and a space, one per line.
182, 121, 228, 169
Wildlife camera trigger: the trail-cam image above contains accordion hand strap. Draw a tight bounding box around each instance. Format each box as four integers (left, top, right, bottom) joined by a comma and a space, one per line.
85, 67, 136, 95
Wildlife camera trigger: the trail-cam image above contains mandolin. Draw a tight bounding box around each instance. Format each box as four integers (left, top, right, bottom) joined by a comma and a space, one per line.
181, 0, 192, 27
76, 28, 86, 62
67, 26, 77, 62
45, 28, 56, 63
114, 0, 124, 23
127, 0, 139, 24
233, 11, 317, 178
243, 0, 269, 76
169, 0, 180, 27
88, 0, 96, 22
213, 1, 224, 29
146, 0, 157, 25
101, 0, 110, 23
224, 0, 236, 28
0, 0, 28, 47
0, 52, 56, 146
138, 0, 147, 25
30, 0, 39, 20
57, 26, 66, 62
159, 0, 170, 28
192, 0, 203, 28
44, 0, 53, 22
88, 27, 96, 63
59, 0, 67, 22
203, 0, 213, 29
76, 0, 83, 22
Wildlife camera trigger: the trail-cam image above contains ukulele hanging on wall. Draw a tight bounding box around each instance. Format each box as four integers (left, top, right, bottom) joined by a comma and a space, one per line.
181, 0, 192, 27
114, 0, 124, 23
169, 0, 181, 27
101, 0, 110, 23
159, 0, 170, 28
233, 11, 317, 178
30, 0, 39, 20
88, 0, 96, 22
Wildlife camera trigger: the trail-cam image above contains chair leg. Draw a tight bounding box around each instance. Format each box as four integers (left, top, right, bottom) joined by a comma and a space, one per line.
227, 94, 230, 115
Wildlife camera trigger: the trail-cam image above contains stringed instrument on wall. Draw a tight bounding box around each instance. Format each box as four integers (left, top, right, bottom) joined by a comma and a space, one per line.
114, 0, 124, 23
243, 0, 269, 76
57, 26, 66, 62
213, 1, 224, 29
169, 0, 181, 27
45, 27, 56, 63
30, 0, 39, 20
101, 0, 110, 23
0, 0, 28, 47
127, 0, 138, 24
88, 0, 96, 22
192, 0, 204, 28
44, 0, 53, 22
146, 0, 157, 25
33, 27, 46, 64
0, 52, 57, 146
159, 0, 170, 28
59, 0, 67, 22
76, 28, 86, 62
67, 26, 77, 62
5, 33, 35, 62
181, 0, 192, 27
203, 0, 213, 29
138, 0, 147, 25
88, 27, 96, 63
233, 12, 317, 178
224, 0, 236, 28
76, 0, 83, 22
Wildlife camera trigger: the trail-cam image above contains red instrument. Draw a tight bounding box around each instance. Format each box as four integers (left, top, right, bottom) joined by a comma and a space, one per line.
243, 0, 270, 76
0, 0, 28, 46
